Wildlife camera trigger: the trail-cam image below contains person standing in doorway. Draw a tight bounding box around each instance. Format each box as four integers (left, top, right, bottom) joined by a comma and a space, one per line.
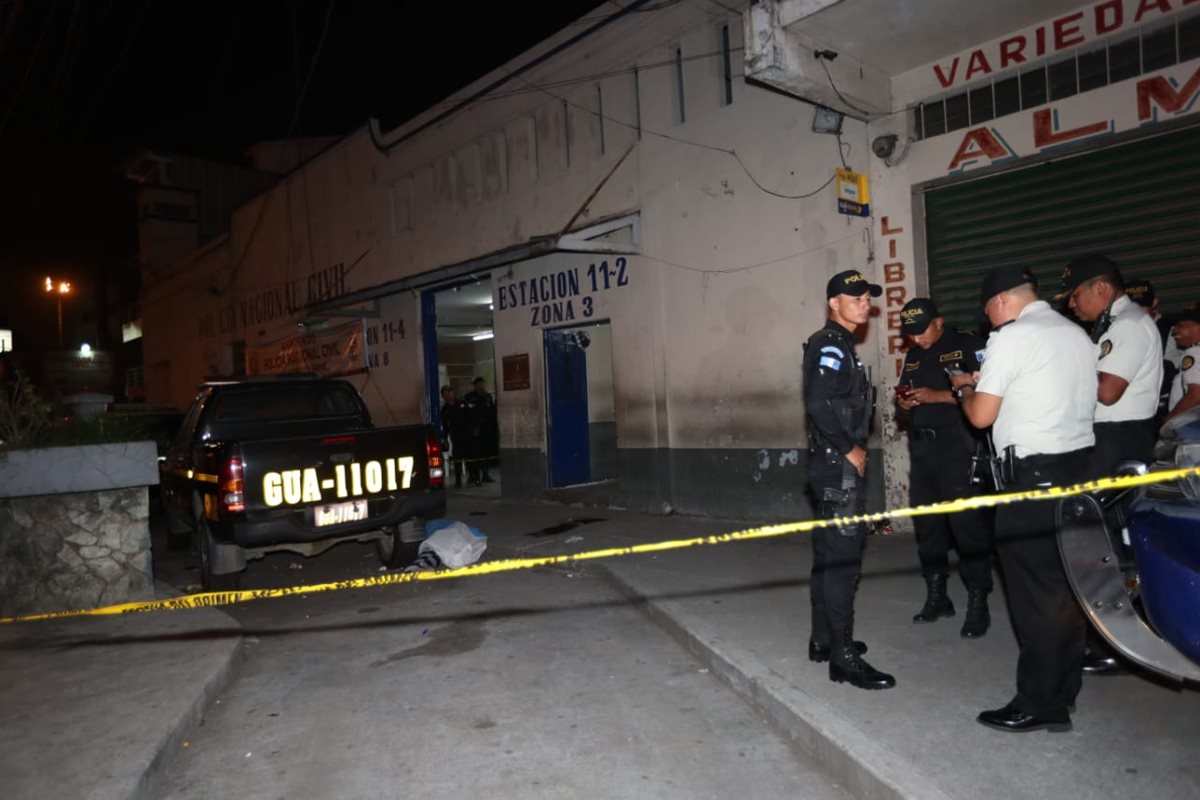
951, 267, 1096, 732
440, 385, 463, 489
461, 376, 498, 485
802, 268, 895, 691
895, 298, 994, 638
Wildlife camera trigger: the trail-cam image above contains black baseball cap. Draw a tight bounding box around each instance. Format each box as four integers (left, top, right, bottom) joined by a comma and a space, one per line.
980, 267, 1035, 308
826, 269, 882, 299
899, 298, 940, 334
1177, 302, 1200, 325
1125, 279, 1155, 307
1056, 254, 1122, 299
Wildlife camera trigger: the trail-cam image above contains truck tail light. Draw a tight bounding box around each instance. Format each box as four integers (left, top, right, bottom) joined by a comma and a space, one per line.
426, 431, 445, 488
220, 456, 246, 513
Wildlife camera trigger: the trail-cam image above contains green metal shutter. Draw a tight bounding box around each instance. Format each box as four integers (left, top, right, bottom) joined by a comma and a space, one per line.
924, 124, 1200, 330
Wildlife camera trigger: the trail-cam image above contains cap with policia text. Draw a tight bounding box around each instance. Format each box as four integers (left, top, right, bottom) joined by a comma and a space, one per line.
979, 267, 1036, 308
1125, 279, 1155, 308
826, 269, 882, 299
899, 298, 940, 335
1056, 254, 1122, 300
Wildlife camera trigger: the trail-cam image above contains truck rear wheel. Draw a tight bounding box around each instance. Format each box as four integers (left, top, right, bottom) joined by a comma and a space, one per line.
376, 519, 424, 568
198, 520, 241, 592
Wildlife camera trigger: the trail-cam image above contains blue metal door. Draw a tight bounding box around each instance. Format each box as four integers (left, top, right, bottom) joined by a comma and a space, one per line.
544, 329, 590, 487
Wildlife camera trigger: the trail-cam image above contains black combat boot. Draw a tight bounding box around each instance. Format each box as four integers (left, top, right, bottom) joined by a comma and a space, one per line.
960, 587, 991, 638
913, 573, 955, 623
828, 624, 895, 690
808, 638, 867, 663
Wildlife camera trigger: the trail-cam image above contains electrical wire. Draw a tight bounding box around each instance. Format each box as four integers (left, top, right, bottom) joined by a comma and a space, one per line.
412, 46, 745, 113
640, 227, 867, 276
0, 0, 59, 142
219, 0, 337, 297
506, 66, 840, 201
147, 4, 842, 307
78, 0, 151, 141
816, 56, 877, 118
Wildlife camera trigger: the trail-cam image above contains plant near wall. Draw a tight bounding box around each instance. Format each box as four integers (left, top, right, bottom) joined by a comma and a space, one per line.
0, 370, 151, 452
0, 370, 53, 450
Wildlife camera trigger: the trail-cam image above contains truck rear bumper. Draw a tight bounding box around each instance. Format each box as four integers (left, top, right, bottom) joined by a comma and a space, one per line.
223, 490, 446, 549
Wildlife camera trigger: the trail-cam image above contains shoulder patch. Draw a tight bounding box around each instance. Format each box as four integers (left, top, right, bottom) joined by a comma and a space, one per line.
818, 355, 843, 370
938, 350, 963, 363
1184, 355, 1196, 371
1099, 339, 1113, 358
905, 361, 919, 372
819, 344, 845, 358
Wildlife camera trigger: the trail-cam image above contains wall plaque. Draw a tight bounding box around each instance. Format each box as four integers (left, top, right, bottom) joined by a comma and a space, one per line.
502, 353, 531, 391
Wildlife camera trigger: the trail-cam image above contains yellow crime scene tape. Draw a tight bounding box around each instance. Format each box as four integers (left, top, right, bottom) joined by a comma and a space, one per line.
3, 466, 1197, 625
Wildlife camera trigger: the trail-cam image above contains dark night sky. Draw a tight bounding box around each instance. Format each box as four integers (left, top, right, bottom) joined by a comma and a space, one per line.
0, 0, 602, 350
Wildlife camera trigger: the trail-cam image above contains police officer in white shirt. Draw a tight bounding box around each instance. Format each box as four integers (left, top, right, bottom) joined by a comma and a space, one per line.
1058, 255, 1163, 469
1057, 255, 1163, 675
1125, 279, 1181, 422
949, 268, 1097, 733
1166, 303, 1200, 422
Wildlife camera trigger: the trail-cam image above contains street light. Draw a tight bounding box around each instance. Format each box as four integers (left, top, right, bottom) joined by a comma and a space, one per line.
44, 277, 72, 348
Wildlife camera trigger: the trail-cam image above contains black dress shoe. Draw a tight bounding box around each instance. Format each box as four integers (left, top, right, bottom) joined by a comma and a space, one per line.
808, 639, 867, 663
977, 703, 1071, 733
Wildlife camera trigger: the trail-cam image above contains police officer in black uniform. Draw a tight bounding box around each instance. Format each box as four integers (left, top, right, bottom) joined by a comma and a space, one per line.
896, 298, 994, 637
802, 268, 895, 691
440, 385, 464, 489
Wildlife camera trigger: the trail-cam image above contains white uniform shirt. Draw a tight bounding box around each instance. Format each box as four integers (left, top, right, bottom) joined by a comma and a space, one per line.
977, 300, 1097, 458
1094, 295, 1164, 423
1168, 345, 1200, 410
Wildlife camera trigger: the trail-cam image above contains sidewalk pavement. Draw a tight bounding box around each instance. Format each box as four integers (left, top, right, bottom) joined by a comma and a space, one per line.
1, 496, 1196, 800
0, 585, 242, 800
468, 497, 1200, 800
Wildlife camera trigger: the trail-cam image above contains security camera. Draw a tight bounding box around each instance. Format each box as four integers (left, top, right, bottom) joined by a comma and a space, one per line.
872, 134, 899, 159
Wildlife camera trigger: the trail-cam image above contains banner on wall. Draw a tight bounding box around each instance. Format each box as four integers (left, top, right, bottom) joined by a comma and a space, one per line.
246, 320, 367, 377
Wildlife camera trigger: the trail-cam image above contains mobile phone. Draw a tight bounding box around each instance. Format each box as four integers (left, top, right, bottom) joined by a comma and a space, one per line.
944, 367, 965, 377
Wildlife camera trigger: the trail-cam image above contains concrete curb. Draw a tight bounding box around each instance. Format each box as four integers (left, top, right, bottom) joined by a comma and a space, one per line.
132, 582, 245, 800
599, 565, 954, 800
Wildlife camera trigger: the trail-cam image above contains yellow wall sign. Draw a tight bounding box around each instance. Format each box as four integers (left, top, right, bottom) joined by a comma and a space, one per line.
835, 168, 870, 217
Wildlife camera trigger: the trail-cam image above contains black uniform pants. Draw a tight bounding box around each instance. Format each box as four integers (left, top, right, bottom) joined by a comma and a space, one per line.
807, 456, 868, 645
1092, 419, 1156, 476
995, 448, 1089, 719
909, 434, 994, 590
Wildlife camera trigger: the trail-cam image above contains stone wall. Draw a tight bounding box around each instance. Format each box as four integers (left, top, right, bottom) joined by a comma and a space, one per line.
0, 487, 153, 617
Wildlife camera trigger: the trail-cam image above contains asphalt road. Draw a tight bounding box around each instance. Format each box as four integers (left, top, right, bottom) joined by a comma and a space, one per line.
149, 512, 851, 800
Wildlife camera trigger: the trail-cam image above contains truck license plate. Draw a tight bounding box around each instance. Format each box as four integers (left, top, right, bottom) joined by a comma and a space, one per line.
315, 500, 368, 527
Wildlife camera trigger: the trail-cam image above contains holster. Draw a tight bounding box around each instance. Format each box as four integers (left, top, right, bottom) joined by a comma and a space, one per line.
819, 462, 862, 537
1000, 445, 1019, 487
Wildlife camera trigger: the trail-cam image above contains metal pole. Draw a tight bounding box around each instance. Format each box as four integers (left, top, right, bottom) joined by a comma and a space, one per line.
57, 295, 63, 348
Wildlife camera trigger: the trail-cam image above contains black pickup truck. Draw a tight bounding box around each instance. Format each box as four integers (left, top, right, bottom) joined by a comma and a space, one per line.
160, 375, 445, 589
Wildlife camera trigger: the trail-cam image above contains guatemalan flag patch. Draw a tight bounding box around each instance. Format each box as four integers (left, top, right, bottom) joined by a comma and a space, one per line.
819, 345, 844, 370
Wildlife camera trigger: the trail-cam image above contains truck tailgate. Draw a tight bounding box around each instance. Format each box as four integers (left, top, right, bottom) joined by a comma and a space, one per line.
238, 426, 437, 528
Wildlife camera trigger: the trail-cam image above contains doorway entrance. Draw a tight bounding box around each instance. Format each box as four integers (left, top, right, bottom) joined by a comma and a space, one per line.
422, 276, 499, 495
544, 321, 615, 488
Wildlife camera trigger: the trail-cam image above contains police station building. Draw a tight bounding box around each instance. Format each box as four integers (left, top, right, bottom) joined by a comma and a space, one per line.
141, 0, 1200, 519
